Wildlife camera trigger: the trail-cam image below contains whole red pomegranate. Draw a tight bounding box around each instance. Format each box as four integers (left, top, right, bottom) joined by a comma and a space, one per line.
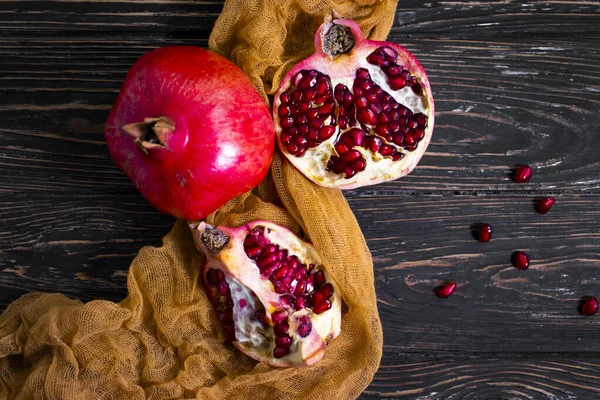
191, 221, 342, 367
273, 17, 434, 189
105, 46, 274, 220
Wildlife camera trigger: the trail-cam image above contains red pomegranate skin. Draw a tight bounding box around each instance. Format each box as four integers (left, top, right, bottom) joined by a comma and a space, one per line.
105, 46, 274, 220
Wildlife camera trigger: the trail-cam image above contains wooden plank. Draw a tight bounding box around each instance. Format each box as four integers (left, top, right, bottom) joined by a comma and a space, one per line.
0, 37, 598, 194
361, 355, 600, 399
1, 1, 599, 37
1, 194, 599, 353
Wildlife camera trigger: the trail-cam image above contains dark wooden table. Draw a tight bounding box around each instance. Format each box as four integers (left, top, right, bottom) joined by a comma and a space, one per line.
1, 1, 599, 398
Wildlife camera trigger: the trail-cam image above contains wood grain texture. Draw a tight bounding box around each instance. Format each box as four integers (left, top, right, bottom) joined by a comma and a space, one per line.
362, 356, 600, 399
1, 0, 600, 398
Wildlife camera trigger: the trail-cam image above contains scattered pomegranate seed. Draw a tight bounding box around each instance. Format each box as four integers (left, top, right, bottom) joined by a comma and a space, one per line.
436, 282, 456, 299
537, 197, 555, 214
477, 224, 492, 242
512, 251, 530, 270
582, 297, 599, 316
513, 165, 532, 183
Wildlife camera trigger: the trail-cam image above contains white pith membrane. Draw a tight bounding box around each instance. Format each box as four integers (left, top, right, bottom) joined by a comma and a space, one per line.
273, 20, 434, 190
191, 221, 342, 367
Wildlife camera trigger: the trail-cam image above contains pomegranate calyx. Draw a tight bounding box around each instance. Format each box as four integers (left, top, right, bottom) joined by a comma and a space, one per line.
122, 116, 175, 153
320, 21, 356, 57
200, 226, 230, 253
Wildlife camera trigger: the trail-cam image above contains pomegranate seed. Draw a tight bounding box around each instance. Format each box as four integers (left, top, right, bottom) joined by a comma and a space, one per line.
218, 281, 229, 296
319, 283, 334, 299
512, 251, 530, 270
295, 296, 306, 310
294, 135, 308, 147
537, 197, 555, 214
319, 125, 335, 140
263, 243, 278, 254
436, 282, 456, 299
379, 145, 395, 156
403, 132, 416, 147
318, 102, 334, 115
313, 299, 332, 314
388, 121, 401, 133
313, 291, 324, 306
388, 76, 407, 90
356, 68, 370, 79
582, 297, 599, 316
385, 65, 402, 76
392, 133, 404, 146
416, 114, 427, 127
315, 80, 329, 95
343, 150, 362, 163
216, 269, 225, 282
356, 97, 368, 108
271, 311, 288, 324
365, 136, 382, 152
353, 159, 367, 172
313, 270, 326, 289
275, 335, 292, 347
273, 347, 288, 358
280, 92, 291, 104
380, 46, 398, 60
257, 253, 278, 267
273, 266, 288, 280
286, 143, 298, 155
357, 108, 377, 125
262, 261, 281, 275
414, 128, 425, 140
391, 152, 403, 161
314, 93, 329, 104
255, 310, 267, 324
335, 143, 349, 155
297, 318, 312, 337
298, 101, 310, 112
375, 124, 390, 135
478, 224, 492, 242
278, 105, 291, 117
359, 80, 373, 91
294, 280, 306, 296
309, 117, 324, 129
280, 132, 292, 145
348, 128, 365, 146
344, 167, 356, 179
514, 165, 532, 183
412, 83, 423, 95
274, 321, 289, 335
239, 299, 247, 308
280, 117, 294, 128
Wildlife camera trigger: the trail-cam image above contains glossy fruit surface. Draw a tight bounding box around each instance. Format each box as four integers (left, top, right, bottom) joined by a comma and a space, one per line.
105, 46, 274, 220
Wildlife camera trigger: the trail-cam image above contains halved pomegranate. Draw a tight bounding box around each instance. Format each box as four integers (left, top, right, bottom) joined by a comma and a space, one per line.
190, 221, 342, 367
273, 16, 434, 189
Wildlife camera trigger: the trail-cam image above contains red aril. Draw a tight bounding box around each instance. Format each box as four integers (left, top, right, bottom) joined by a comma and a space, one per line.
436, 283, 456, 299
105, 47, 274, 220
478, 224, 492, 243
512, 251, 530, 270
273, 16, 434, 189
537, 197, 555, 214
582, 297, 598, 316
191, 221, 342, 367
514, 165, 532, 183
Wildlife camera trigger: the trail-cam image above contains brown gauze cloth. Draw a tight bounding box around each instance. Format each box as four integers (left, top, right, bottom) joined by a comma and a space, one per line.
0, 0, 397, 398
